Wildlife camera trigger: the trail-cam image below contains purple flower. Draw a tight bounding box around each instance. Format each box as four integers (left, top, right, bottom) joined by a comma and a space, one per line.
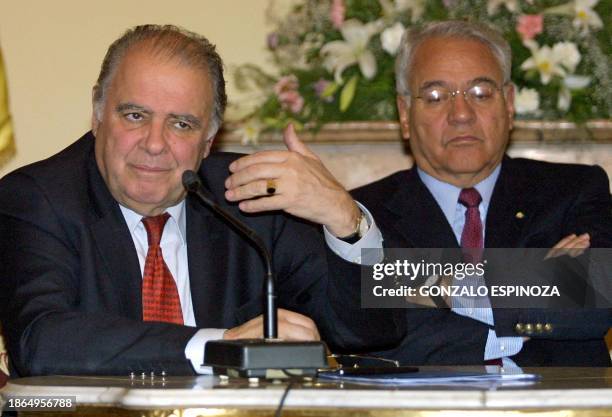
267, 32, 279, 50
314, 78, 334, 102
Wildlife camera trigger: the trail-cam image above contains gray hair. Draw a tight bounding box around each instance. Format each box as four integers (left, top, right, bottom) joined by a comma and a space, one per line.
93, 24, 227, 137
395, 20, 512, 96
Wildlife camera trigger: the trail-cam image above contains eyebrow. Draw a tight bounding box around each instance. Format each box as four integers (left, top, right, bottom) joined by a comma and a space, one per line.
419, 77, 500, 91
469, 77, 498, 87
419, 80, 448, 90
115, 103, 150, 114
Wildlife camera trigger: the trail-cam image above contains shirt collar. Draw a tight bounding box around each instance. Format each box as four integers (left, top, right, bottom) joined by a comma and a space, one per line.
119, 200, 187, 245
417, 164, 501, 222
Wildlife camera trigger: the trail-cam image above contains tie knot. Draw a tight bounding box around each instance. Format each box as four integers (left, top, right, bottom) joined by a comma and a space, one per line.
459, 188, 482, 208
142, 213, 170, 247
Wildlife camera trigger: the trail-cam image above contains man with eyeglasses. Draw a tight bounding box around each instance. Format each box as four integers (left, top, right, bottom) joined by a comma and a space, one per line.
227, 20, 611, 367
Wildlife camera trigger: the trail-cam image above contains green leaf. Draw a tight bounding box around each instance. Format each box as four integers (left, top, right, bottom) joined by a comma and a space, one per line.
322, 82, 339, 98
340, 75, 359, 112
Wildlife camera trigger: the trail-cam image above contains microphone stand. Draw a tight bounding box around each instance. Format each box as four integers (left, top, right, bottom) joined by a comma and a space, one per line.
183, 170, 326, 378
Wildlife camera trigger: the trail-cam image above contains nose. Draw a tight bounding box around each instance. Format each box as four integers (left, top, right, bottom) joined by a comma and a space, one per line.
447, 91, 476, 125
142, 120, 167, 155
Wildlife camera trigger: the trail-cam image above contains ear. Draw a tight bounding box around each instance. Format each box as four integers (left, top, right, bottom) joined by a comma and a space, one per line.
504, 83, 516, 130
91, 87, 100, 136
200, 137, 215, 160
396, 95, 411, 140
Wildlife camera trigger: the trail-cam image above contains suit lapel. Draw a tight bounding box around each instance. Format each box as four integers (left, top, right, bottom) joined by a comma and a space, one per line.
385, 168, 459, 248
85, 146, 143, 319
485, 158, 530, 248
185, 191, 228, 328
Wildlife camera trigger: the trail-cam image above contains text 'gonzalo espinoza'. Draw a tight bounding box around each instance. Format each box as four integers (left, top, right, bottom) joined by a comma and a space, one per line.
370, 259, 560, 298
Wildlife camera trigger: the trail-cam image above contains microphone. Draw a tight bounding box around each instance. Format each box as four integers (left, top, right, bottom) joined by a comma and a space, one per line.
183, 170, 277, 339
182, 170, 326, 378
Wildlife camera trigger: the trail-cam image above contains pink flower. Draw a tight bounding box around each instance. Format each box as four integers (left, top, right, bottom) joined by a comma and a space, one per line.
330, 0, 345, 29
274, 75, 299, 96
278, 90, 304, 114
516, 14, 544, 41
274, 75, 304, 114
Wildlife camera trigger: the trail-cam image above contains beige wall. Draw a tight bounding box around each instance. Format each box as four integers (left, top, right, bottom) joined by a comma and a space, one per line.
0, 0, 273, 174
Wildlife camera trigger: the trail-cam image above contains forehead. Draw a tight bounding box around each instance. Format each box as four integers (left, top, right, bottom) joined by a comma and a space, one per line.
409, 37, 503, 87
107, 46, 213, 113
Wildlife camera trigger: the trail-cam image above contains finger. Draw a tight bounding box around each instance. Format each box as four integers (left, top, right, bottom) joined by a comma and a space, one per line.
568, 237, 590, 257
228, 150, 290, 173
277, 311, 321, 341
226, 179, 281, 202
551, 234, 577, 249
225, 163, 284, 189
556, 234, 590, 250
277, 309, 317, 329
284, 123, 318, 159
238, 195, 289, 213
277, 322, 320, 341
224, 316, 263, 339
568, 248, 587, 258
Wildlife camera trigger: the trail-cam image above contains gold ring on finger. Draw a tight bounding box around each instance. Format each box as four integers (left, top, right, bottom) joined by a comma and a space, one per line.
266, 179, 277, 195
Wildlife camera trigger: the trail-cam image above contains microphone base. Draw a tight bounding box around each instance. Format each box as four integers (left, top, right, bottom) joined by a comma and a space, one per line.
204, 339, 327, 378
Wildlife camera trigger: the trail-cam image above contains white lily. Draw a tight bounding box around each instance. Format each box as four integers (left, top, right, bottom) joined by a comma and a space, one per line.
487, 0, 519, 15
520, 41, 566, 85
552, 42, 581, 73
396, 0, 426, 22
544, 0, 603, 33
236, 120, 263, 146
378, 0, 426, 22
320, 19, 379, 83
514, 87, 540, 114
573, 0, 603, 32
381, 22, 406, 56
558, 75, 591, 111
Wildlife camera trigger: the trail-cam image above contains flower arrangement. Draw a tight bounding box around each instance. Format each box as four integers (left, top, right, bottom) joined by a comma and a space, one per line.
232, 0, 610, 143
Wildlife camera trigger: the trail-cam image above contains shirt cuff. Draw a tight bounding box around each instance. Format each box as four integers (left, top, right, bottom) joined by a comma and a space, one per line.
324, 201, 384, 265
185, 328, 226, 375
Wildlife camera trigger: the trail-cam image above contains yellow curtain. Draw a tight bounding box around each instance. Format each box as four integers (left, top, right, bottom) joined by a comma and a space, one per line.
0, 46, 15, 169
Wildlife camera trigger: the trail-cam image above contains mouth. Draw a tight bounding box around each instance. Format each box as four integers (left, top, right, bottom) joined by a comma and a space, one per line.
447, 135, 481, 146
130, 164, 172, 174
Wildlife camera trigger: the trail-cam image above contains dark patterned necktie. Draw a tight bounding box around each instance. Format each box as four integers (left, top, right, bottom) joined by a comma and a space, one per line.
141, 213, 184, 324
459, 188, 483, 263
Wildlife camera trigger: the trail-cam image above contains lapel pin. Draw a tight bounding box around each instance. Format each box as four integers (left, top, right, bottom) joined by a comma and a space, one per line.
515, 211, 525, 219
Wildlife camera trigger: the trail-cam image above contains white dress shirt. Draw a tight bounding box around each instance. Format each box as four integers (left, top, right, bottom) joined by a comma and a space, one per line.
120, 202, 223, 374
120, 200, 379, 374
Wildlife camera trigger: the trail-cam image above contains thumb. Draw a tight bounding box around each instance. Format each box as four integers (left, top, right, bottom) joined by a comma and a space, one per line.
284, 123, 317, 159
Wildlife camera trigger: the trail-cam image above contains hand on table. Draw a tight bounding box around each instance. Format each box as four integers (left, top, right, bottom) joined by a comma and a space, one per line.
223, 308, 320, 341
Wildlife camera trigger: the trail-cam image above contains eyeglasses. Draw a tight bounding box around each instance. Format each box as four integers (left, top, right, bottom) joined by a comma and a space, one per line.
413, 82, 505, 109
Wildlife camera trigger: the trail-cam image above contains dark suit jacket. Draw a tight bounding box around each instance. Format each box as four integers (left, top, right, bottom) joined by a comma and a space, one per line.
0, 132, 401, 377
351, 157, 612, 366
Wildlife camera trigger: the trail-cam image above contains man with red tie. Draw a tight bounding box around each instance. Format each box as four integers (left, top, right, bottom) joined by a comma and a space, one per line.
226, 21, 611, 366
0, 24, 403, 377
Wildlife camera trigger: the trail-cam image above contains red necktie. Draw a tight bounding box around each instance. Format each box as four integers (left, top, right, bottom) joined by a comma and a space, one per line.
141, 213, 184, 325
459, 188, 483, 263
459, 189, 503, 366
